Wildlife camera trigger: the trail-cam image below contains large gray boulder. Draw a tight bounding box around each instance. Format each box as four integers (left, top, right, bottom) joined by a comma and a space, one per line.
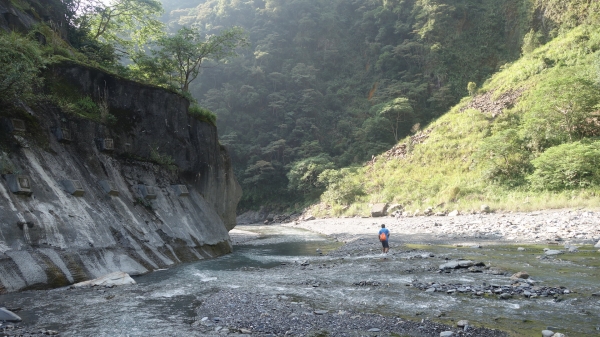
371, 203, 388, 217
71, 272, 136, 288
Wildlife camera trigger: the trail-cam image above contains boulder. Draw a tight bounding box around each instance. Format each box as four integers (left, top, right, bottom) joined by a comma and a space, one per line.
448, 210, 459, 216
544, 250, 563, 256
388, 204, 403, 213
0, 307, 21, 322
541, 330, 554, 337
458, 260, 474, 268
511, 271, 530, 280
439, 261, 460, 270
371, 203, 389, 217
71, 271, 136, 288
595, 240, 600, 248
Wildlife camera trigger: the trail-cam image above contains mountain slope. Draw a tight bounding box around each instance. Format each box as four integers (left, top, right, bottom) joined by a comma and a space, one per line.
316, 23, 600, 216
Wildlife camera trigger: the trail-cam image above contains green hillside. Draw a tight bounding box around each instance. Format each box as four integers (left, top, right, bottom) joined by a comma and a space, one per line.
315, 23, 600, 216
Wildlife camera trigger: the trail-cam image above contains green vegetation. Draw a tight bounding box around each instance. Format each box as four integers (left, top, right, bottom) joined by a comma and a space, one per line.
0, 32, 45, 104
149, 146, 177, 170
3, 0, 600, 214
188, 104, 217, 125
159, 0, 537, 210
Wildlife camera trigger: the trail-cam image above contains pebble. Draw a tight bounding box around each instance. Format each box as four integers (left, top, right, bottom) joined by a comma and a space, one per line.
368, 328, 381, 332
541, 330, 554, 337
440, 331, 454, 337
314, 310, 328, 315
457, 320, 469, 327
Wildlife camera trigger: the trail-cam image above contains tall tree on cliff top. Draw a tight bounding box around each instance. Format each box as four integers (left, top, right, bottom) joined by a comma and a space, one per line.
150, 26, 249, 93
62, 0, 164, 56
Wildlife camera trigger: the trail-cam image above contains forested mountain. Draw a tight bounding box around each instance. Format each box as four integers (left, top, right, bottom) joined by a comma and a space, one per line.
160, 0, 544, 210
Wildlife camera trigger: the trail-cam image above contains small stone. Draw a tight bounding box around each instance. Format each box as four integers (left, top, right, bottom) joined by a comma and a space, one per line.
368, 328, 381, 332
440, 331, 454, 337
457, 320, 469, 327
517, 247, 525, 251
595, 240, 600, 248
544, 250, 563, 256
552, 333, 565, 337
480, 204, 490, 213
567, 246, 579, 253
541, 330, 554, 337
425, 287, 436, 293
314, 310, 328, 315
239, 328, 252, 334
499, 293, 512, 300
511, 271, 530, 280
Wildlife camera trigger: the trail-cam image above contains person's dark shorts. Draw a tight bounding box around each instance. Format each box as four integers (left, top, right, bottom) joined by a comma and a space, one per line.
381, 240, 389, 248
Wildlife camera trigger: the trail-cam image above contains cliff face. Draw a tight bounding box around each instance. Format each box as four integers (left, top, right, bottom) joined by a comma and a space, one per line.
0, 2, 242, 293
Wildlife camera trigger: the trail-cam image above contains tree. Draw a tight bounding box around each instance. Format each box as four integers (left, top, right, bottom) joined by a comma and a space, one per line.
152, 27, 249, 93
378, 97, 414, 142
63, 0, 164, 56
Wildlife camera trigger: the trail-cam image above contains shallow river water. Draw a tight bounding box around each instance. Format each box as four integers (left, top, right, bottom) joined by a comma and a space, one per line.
0, 225, 599, 336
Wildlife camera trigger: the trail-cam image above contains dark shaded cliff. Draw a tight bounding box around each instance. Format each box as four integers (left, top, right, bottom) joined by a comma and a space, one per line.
0, 1, 242, 293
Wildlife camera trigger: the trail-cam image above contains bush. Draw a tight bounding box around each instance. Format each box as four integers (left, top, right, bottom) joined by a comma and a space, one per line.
0, 32, 45, 103
475, 128, 532, 186
528, 141, 600, 190
319, 168, 365, 205
189, 104, 217, 125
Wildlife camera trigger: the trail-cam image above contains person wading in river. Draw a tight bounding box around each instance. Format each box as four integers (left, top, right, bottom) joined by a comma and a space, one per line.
378, 224, 390, 255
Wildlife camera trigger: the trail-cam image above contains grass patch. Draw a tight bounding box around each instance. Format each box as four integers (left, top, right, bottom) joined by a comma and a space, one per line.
189, 104, 217, 126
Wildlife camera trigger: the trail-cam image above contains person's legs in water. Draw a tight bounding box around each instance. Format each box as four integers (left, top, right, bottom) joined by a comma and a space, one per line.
382, 240, 389, 254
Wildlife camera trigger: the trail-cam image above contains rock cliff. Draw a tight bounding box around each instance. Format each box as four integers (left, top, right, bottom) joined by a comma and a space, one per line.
0, 1, 242, 293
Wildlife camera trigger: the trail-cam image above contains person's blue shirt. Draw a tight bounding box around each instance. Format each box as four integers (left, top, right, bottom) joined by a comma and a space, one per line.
378, 228, 390, 240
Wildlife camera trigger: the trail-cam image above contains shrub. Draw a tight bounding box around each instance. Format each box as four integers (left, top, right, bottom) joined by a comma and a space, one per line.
475, 128, 532, 186
189, 104, 217, 125
0, 32, 45, 103
528, 141, 600, 190
319, 168, 365, 205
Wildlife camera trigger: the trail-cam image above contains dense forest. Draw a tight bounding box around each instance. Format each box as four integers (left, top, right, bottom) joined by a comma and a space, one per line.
159, 0, 541, 210
3, 0, 599, 214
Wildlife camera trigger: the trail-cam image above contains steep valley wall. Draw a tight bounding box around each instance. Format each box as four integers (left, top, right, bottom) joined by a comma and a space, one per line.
0, 4, 242, 291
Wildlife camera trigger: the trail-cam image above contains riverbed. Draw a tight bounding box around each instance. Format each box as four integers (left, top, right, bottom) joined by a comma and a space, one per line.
0, 211, 599, 336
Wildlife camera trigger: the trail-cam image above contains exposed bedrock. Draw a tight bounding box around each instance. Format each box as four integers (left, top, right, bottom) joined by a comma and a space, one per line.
0, 62, 242, 293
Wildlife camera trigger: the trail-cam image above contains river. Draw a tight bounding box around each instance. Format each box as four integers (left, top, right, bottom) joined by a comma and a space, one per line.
0, 224, 598, 336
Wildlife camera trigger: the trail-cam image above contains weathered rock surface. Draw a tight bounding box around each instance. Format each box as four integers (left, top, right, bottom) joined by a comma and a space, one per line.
0, 2, 241, 293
